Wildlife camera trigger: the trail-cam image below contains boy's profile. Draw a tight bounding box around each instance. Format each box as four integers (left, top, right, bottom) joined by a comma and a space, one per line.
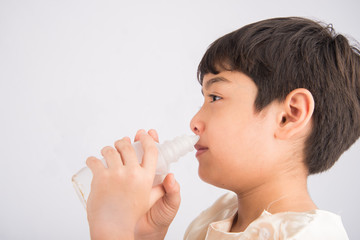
85, 17, 359, 239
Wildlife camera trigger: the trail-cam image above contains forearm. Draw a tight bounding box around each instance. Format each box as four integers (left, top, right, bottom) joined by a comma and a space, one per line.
89, 223, 135, 240
135, 226, 169, 240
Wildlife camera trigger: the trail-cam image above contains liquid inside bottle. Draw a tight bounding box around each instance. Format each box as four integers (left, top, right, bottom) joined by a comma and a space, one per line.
72, 134, 199, 208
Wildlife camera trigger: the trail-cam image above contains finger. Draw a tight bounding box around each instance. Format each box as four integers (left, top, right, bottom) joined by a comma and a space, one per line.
86, 156, 106, 176
122, 136, 131, 144
149, 185, 166, 207
114, 137, 139, 167
162, 173, 181, 209
101, 146, 123, 168
148, 129, 159, 143
134, 129, 146, 142
139, 133, 158, 173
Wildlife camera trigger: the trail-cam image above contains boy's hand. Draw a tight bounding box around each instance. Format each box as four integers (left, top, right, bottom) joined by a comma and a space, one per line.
86, 131, 160, 240
134, 129, 181, 240
85, 129, 181, 240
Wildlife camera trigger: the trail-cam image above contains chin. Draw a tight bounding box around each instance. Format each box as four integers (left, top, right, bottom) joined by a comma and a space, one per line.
198, 168, 228, 189
198, 167, 211, 184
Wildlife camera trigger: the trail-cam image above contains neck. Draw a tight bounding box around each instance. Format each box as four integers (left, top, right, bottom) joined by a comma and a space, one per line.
231, 169, 317, 232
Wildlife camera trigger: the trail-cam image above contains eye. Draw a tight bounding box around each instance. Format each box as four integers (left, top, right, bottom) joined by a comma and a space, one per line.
209, 94, 222, 103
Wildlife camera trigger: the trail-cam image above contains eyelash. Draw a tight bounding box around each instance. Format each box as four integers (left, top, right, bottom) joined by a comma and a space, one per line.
209, 94, 222, 103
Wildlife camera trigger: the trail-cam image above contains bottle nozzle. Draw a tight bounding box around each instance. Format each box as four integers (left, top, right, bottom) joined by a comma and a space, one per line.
158, 135, 200, 165
189, 135, 200, 146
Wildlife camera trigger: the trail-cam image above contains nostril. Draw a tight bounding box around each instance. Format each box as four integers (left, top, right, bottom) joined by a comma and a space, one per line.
192, 125, 201, 134
190, 117, 203, 134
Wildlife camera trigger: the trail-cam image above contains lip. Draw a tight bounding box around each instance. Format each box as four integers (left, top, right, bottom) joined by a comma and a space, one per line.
194, 144, 208, 157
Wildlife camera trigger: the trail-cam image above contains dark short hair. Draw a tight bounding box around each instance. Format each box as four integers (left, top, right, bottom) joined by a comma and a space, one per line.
197, 17, 360, 174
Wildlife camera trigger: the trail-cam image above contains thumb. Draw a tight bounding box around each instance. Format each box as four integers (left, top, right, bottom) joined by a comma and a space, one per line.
162, 173, 181, 210
149, 185, 165, 207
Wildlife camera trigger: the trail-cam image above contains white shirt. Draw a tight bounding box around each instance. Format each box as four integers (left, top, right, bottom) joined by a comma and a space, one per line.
184, 192, 349, 240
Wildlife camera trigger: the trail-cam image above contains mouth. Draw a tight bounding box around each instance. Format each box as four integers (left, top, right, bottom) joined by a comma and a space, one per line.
194, 144, 208, 157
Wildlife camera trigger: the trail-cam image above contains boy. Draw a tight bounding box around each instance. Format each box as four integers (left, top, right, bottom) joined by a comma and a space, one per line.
86, 17, 359, 239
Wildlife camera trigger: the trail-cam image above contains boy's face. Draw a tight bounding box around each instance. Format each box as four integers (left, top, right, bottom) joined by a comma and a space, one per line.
191, 71, 281, 191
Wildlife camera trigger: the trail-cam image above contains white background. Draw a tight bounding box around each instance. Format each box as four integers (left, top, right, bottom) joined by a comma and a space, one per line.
0, 0, 359, 239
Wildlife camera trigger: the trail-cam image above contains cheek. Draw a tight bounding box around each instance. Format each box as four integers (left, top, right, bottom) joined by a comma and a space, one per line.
198, 109, 270, 182
210, 117, 269, 172
204, 111, 251, 161
198, 108, 278, 188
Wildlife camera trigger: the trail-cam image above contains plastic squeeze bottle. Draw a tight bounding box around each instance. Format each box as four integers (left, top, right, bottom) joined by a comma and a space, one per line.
72, 134, 199, 208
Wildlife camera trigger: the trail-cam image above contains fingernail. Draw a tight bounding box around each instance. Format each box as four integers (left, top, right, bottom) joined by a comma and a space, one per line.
170, 175, 175, 186
138, 129, 146, 135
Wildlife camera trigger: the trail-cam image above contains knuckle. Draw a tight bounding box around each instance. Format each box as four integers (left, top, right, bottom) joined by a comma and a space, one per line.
123, 136, 131, 142
114, 139, 123, 148
138, 132, 149, 141
137, 129, 146, 136
86, 156, 97, 165
86, 156, 101, 169
115, 139, 134, 152
101, 146, 116, 155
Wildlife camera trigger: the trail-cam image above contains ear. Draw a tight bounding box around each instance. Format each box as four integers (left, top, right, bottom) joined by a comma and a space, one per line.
275, 88, 314, 140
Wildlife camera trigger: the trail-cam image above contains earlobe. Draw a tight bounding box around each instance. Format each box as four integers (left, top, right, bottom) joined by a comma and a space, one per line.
275, 88, 314, 139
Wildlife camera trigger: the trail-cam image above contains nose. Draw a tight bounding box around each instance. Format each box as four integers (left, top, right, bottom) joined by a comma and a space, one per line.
190, 109, 204, 135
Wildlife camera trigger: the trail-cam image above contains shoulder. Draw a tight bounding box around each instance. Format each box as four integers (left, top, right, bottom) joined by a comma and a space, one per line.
243, 209, 349, 240
291, 210, 349, 240
184, 192, 238, 240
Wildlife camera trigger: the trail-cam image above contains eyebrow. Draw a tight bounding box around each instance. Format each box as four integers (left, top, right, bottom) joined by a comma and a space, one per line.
202, 76, 231, 95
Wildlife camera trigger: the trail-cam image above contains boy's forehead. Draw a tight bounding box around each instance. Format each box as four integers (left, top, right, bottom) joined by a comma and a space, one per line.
201, 74, 232, 96
202, 75, 231, 90
201, 71, 258, 95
